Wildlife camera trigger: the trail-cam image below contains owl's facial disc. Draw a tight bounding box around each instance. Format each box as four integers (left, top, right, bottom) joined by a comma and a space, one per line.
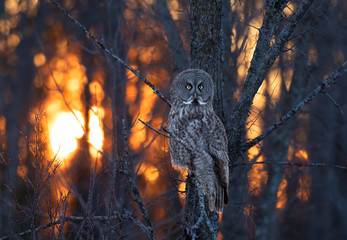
180, 76, 211, 105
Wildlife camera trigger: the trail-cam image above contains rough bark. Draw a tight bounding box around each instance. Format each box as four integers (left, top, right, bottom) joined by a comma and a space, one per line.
227, 0, 313, 163
183, 0, 224, 239
189, 0, 224, 121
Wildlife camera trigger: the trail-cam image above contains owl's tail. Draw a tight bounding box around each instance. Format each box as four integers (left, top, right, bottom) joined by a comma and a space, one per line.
201, 172, 228, 213
194, 156, 229, 213
208, 182, 228, 213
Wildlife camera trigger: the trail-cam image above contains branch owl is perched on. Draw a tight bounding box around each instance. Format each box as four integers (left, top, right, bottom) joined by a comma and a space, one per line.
168, 69, 229, 212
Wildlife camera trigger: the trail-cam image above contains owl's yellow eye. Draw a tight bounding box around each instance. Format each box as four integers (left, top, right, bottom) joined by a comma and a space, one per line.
186, 84, 192, 90
198, 84, 204, 90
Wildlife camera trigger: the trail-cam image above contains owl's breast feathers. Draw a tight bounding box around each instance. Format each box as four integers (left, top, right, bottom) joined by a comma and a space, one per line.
168, 104, 229, 212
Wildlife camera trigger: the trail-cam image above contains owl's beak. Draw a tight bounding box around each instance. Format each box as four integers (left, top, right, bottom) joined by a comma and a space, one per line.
192, 93, 200, 105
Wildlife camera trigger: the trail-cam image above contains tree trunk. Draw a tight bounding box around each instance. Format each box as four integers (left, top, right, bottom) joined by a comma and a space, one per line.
183, 0, 224, 239
189, 0, 224, 121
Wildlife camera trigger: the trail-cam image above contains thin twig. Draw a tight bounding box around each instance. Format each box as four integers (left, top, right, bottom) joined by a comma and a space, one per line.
49, 0, 171, 107
0, 213, 148, 240
231, 161, 347, 170
57, 188, 71, 240
104, 158, 117, 240
86, 159, 98, 235
322, 91, 344, 115
122, 209, 152, 236
241, 60, 347, 151
138, 119, 169, 138
121, 119, 156, 240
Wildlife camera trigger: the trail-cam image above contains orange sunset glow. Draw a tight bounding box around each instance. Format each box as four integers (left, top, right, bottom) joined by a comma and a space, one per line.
49, 110, 84, 159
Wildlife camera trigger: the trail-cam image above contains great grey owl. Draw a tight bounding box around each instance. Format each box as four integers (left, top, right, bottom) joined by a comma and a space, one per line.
168, 69, 229, 212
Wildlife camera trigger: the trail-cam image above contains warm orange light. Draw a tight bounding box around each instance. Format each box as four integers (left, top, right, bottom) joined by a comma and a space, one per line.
243, 203, 253, 217
176, 169, 188, 204
127, 72, 158, 150
283, 1, 297, 18
295, 150, 311, 201
276, 178, 288, 209
167, 0, 180, 21
218, 212, 223, 222
0, 20, 10, 35
217, 231, 223, 240
297, 175, 311, 201
67, 78, 80, 92
33, 53, 46, 67
295, 150, 308, 162
88, 106, 104, 158
50, 110, 84, 159
17, 165, 28, 178
247, 149, 268, 196
5, 0, 20, 15
43, 50, 88, 160
178, 182, 186, 197
7, 33, 20, 48
267, 65, 282, 106
89, 81, 105, 104
144, 165, 159, 181
0, 115, 6, 134
136, 163, 160, 182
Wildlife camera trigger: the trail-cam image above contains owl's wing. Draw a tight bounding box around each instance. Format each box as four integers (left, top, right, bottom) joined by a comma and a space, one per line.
169, 136, 190, 170
207, 116, 230, 205
168, 118, 191, 169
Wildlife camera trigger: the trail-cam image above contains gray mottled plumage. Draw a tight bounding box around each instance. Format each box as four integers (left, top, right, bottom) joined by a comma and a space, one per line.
168, 69, 229, 212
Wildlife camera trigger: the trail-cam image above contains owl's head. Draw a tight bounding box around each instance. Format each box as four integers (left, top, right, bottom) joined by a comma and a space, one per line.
170, 69, 214, 107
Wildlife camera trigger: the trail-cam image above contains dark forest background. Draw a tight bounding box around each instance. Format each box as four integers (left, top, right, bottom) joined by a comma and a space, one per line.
0, 0, 347, 239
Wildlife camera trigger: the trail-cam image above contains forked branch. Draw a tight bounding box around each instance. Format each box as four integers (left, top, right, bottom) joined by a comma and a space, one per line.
242, 60, 347, 151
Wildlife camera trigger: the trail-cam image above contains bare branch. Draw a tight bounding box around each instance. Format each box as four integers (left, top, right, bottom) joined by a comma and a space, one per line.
49, 0, 171, 107
121, 120, 156, 240
121, 209, 153, 237
138, 119, 169, 138
57, 189, 70, 239
0, 213, 151, 240
322, 91, 344, 115
241, 60, 347, 151
227, 0, 313, 161
231, 161, 347, 171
